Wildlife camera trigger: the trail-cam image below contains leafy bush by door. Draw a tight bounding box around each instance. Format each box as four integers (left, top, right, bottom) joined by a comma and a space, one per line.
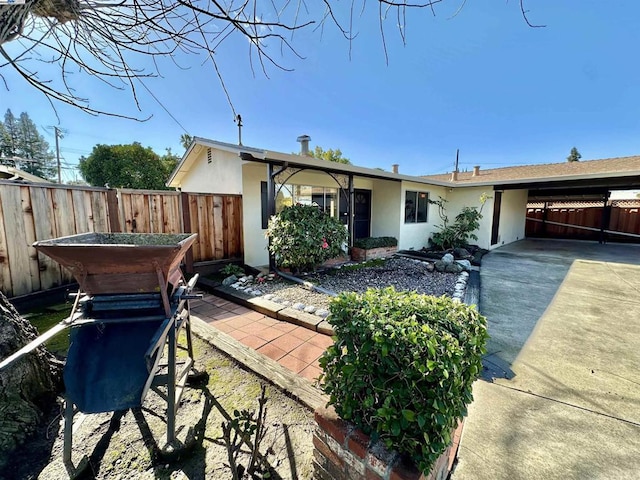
266, 204, 348, 273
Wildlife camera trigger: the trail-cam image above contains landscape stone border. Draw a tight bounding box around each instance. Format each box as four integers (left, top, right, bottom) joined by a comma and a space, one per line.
210, 256, 474, 325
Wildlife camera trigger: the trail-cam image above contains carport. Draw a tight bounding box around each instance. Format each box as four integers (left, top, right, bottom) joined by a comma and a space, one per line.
424, 156, 640, 246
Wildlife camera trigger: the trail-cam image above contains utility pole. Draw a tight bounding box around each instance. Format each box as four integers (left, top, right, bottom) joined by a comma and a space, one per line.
54, 126, 62, 183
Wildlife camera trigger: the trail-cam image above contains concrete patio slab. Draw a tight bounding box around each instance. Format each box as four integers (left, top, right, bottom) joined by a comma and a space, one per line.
453, 239, 640, 480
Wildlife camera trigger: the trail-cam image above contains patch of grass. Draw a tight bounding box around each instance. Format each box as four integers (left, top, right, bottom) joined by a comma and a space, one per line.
24, 304, 72, 356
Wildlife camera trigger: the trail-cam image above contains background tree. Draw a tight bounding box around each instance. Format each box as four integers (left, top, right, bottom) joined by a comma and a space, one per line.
310, 146, 351, 165
180, 134, 194, 151
78, 142, 172, 190
0, 109, 56, 180
161, 148, 180, 178
0, 2, 540, 118
567, 147, 582, 162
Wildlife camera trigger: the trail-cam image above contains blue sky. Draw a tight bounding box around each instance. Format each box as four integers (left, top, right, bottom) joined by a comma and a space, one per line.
3, 1, 640, 182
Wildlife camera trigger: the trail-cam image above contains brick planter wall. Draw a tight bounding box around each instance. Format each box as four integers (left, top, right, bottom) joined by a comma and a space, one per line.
313, 406, 463, 480
350, 246, 398, 262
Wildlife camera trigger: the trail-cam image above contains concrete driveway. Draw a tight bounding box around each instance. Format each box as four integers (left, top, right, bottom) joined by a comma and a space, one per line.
453, 239, 640, 480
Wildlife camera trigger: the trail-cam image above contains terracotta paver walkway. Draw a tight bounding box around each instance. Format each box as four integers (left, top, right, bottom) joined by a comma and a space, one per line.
189, 292, 333, 382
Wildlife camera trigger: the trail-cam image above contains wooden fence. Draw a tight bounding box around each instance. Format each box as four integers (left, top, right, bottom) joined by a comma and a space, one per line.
526, 200, 640, 242
0, 181, 243, 298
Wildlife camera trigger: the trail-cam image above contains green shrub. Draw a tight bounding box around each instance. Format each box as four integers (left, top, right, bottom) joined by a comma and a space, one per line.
221, 263, 245, 277
429, 195, 488, 250
266, 204, 348, 273
352, 236, 398, 250
319, 288, 488, 475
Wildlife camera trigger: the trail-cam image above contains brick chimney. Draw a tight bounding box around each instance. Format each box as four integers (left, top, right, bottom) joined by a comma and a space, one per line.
392, 164, 399, 174
473, 165, 480, 177
297, 135, 311, 156
451, 170, 458, 181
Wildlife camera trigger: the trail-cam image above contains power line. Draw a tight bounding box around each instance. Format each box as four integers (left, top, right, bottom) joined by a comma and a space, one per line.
136, 78, 190, 135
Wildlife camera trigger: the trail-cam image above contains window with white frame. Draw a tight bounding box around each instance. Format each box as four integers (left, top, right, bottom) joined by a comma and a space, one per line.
405, 191, 429, 223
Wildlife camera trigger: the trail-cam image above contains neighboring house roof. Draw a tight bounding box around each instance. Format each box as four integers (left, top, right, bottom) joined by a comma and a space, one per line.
167, 137, 452, 188
0, 165, 50, 183
421, 156, 640, 188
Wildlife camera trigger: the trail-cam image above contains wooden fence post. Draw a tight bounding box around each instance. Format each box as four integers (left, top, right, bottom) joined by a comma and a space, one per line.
181, 192, 194, 274
106, 189, 122, 233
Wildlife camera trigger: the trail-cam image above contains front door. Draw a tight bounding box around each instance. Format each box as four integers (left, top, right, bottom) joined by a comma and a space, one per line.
353, 189, 371, 239
491, 191, 502, 245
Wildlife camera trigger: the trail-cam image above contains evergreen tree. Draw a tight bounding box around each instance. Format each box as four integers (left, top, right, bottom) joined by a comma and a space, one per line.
0, 110, 18, 166
567, 147, 581, 162
0, 109, 56, 180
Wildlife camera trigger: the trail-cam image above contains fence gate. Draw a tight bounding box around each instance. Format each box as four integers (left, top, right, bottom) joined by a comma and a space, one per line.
526, 200, 640, 243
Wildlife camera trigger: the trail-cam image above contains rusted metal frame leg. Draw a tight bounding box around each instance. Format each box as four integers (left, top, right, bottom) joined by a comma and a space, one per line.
166, 317, 177, 444
185, 306, 194, 361
154, 262, 172, 318
63, 397, 74, 465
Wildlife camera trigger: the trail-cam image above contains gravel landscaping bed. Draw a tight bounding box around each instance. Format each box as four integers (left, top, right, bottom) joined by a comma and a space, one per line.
243, 257, 461, 315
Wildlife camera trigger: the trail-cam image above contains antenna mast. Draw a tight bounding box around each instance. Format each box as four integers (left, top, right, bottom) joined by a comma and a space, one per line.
235, 114, 243, 146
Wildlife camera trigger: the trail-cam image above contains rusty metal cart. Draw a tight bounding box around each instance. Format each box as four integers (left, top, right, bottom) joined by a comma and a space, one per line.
2, 232, 200, 471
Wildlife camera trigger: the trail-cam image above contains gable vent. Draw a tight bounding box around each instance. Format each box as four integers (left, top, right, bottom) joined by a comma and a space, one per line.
207, 148, 212, 164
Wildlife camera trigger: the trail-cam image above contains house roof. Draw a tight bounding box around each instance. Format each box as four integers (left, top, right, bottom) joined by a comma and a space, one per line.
167, 137, 452, 188
0, 165, 50, 183
167, 137, 640, 192
421, 156, 640, 188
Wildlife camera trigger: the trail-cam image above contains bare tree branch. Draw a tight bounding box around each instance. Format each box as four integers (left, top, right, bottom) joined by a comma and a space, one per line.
0, 0, 542, 119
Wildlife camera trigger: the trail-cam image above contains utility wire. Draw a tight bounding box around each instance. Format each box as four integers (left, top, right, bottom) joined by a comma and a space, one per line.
136, 78, 190, 135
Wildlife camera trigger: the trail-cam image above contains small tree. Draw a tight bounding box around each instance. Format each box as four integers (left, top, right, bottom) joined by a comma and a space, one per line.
429, 194, 489, 250
266, 204, 348, 273
567, 147, 581, 162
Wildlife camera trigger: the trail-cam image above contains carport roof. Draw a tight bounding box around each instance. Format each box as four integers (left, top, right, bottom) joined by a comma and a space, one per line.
422, 155, 640, 189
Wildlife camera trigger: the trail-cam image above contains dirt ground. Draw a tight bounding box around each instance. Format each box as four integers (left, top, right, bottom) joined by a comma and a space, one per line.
1, 335, 316, 480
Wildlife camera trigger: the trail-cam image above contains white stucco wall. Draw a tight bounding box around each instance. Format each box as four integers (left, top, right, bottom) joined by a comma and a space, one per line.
241, 163, 270, 267
176, 147, 243, 194
494, 189, 528, 247
445, 187, 528, 250
444, 186, 494, 249
398, 182, 448, 251
370, 179, 401, 240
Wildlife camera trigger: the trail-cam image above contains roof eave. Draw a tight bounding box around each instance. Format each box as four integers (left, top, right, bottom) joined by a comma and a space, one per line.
245, 150, 452, 186
446, 170, 640, 189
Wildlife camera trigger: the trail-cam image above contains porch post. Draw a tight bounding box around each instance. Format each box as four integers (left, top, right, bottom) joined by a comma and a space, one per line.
599, 191, 611, 244
542, 202, 548, 237
267, 163, 276, 270
348, 174, 355, 247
